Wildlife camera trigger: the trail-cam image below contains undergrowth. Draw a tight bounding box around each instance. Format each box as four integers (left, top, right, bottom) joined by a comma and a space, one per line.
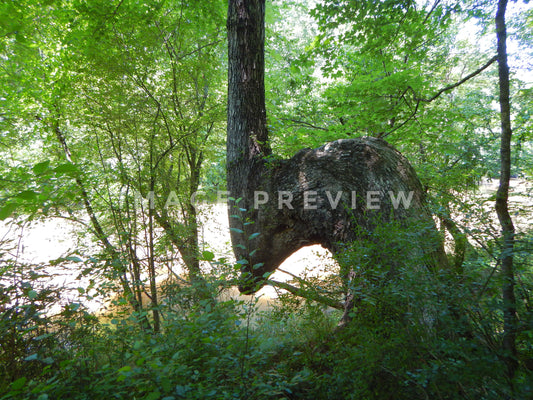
1, 232, 532, 399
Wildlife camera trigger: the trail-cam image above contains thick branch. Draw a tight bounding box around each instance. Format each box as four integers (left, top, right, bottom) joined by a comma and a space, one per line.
423, 0, 442, 24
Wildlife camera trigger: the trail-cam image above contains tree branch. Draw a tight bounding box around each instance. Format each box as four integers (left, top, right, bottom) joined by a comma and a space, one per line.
382, 56, 498, 138
414, 55, 498, 103
268, 279, 344, 310
280, 118, 328, 131
423, 0, 442, 24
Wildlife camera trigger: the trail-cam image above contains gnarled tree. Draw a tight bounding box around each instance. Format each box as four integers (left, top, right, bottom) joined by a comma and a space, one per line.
227, 0, 447, 319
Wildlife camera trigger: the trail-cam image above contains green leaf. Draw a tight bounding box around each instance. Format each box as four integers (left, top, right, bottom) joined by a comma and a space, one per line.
10, 377, 27, 391
0, 202, 18, 220
253, 262, 264, 270
248, 232, 260, 240
27, 289, 38, 300
54, 163, 78, 175
174, 386, 190, 396
32, 160, 51, 175
15, 190, 38, 201
230, 228, 244, 234
24, 353, 38, 361
201, 250, 215, 261
117, 365, 131, 373
145, 391, 161, 400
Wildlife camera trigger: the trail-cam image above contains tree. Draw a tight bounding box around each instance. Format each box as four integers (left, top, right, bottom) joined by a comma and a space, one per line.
266, 1, 509, 275
226, 0, 448, 319
494, 0, 518, 385
0, 0, 227, 331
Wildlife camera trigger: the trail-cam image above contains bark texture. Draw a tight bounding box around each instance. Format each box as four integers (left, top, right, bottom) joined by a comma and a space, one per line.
226, 0, 270, 203
226, 0, 271, 275
235, 137, 444, 292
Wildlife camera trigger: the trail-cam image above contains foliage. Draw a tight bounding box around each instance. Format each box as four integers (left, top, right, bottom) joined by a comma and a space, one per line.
0, 274, 308, 400
2, 228, 532, 399
0, 228, 98, 397
0, 0, 532, 399
1, 0, 228, 333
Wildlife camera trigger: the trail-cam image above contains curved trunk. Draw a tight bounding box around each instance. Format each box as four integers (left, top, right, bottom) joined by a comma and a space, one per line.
226, 0, 447, 320
234, 137, 446, 291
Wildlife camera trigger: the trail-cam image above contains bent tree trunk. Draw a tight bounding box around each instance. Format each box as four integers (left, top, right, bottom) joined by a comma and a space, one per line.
227, 0, 447, 319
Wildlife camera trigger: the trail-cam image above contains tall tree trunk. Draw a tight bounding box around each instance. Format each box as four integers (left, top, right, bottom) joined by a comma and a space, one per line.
148, 166, 160, 332
495, 0, 518, 384
226, 0, 270, 173
226, 0, 271, 262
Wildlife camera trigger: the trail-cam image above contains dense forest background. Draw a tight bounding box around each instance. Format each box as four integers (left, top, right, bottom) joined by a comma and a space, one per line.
1, 0, 532, 399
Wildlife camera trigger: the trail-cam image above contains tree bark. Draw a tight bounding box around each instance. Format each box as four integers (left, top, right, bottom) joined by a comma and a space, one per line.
147, 161, 160, 332
227, 0, 271, 263
495, 0, 518, 384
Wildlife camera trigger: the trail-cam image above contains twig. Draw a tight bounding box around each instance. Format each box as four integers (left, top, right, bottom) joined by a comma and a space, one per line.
268, 279, 344, 310
280, 118, 328, 131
